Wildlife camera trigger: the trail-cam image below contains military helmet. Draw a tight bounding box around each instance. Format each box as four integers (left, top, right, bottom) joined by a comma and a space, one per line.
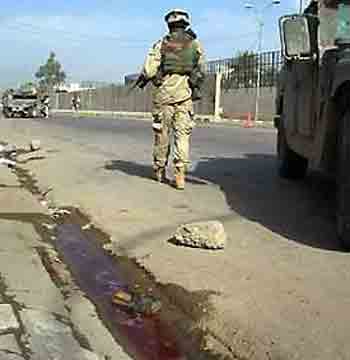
165, 9, 191, 26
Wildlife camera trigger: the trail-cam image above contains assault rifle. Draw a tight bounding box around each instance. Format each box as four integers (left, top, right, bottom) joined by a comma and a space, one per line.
126, 74, 150, 96
189, 67, 205, 101
126, 66, 204, 102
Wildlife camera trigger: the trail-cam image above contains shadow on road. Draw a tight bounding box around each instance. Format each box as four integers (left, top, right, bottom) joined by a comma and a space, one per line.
105, 160, 153, 179
104, 160, 209, 185
104, 155, 342, 252
191, 154, 342, 252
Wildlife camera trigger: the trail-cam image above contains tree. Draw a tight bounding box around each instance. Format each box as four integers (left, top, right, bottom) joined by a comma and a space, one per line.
35, 52, 66, 91
19, 81, 36, 92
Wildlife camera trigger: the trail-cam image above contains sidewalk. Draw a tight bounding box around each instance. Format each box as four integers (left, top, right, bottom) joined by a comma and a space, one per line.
0, 167, 131, 360
53, 109, 274, 128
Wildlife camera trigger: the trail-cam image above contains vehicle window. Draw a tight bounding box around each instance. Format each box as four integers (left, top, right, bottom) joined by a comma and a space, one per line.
13, 95, 37, 100
284, 17, 311, 56
319, 0, 338, 48
336, 3, 350, 40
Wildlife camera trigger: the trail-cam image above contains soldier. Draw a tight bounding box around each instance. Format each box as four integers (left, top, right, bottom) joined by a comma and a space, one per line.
71, 94, 80, 112
139, 9, 205, 190
76, 95, 81, 110
2, 89, 14, 117
1, 90, 9, 108
41, 94, 50, 118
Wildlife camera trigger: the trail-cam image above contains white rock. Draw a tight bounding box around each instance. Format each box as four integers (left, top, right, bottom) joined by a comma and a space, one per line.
173, 221, 227, 250
29, 140, 41, 151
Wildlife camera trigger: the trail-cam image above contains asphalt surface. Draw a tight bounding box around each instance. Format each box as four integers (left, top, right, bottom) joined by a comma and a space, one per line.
30, 115, 275, 161
28, 115, 339, 251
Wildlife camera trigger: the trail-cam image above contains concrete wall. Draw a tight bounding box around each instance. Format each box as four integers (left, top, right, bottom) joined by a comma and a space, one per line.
56, 78, 215, 116
55, 79, 276, 120
221, 87, 276, 120
56, 85, 153, 113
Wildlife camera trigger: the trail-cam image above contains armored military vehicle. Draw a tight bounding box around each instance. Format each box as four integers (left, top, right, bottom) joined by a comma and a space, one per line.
275, 0, 350, 248
2, 87, 39, 118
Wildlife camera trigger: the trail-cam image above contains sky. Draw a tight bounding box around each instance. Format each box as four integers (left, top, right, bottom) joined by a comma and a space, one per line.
0, 0, 304, 88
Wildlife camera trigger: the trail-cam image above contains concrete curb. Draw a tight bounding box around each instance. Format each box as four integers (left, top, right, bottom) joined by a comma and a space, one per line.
52, 109, 274, 128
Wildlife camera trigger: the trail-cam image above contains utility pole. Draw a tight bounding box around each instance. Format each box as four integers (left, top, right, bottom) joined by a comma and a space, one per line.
244, 1, 280, 122
214, 71, 223, 121
299, 0, 304, 13
255, 19, 263, 123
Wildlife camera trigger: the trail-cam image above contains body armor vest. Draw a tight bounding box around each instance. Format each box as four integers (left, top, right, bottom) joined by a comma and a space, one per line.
160, 33, 199, 75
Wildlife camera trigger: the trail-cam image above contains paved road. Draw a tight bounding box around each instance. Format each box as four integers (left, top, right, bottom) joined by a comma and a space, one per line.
1, 115, 348, 360
30, 115, 275, 163
27, 115, 338, 250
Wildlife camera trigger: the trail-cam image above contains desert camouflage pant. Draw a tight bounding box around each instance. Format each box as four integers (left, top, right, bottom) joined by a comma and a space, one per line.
153, 98, 194, 171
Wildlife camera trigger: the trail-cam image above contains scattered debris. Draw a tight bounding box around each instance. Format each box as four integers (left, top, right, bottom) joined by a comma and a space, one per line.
0, 158, 16, 168
0, 144, 19, 168
42, 223, 56, 231
173, 221, 227, 250
82, 223, 92, 231
113, 289, 133, 305
50, 208, 71, 219
29, 139, 41, 151
41, 187, 53, 198
139, 253, 152, 261
1, 144, 17, 155
112, 289, 162, 316
102, 243, 114, 254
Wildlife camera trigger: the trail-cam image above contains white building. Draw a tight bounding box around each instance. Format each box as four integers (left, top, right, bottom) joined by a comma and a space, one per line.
55, 83, 95, 93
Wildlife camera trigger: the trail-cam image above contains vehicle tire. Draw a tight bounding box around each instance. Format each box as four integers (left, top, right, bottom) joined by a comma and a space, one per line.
277, 120, 308, 179
337, 108, 350, 250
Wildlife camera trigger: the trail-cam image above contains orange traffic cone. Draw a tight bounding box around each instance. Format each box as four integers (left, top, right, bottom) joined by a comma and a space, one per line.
243, 112, 254, 128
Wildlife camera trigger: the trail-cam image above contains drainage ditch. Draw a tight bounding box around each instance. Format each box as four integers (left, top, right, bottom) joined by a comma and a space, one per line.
4, 163, 234, 360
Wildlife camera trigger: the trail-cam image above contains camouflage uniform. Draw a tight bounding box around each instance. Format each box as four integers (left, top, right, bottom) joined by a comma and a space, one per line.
2, 90, 13, 117
141, 11, 205, 188
41, 95, 50, 118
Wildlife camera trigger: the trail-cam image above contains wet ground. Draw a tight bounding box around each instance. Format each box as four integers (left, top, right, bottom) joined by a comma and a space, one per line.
0, 162, 224, 360
55, 213, 184, 360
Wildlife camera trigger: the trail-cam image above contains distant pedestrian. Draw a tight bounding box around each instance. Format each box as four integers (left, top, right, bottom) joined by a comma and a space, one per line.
71, 94, 81, 112
41, 94, 50, 118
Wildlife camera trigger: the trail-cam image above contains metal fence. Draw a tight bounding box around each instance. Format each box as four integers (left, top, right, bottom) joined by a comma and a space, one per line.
206, 50, 282, 89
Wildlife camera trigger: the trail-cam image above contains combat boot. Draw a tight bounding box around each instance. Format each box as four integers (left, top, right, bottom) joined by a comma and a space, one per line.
174, 168, 185, 190
154, 167, 166, 183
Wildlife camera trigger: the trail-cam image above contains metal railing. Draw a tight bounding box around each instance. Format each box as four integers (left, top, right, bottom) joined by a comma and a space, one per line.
206, 50, 282, 89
